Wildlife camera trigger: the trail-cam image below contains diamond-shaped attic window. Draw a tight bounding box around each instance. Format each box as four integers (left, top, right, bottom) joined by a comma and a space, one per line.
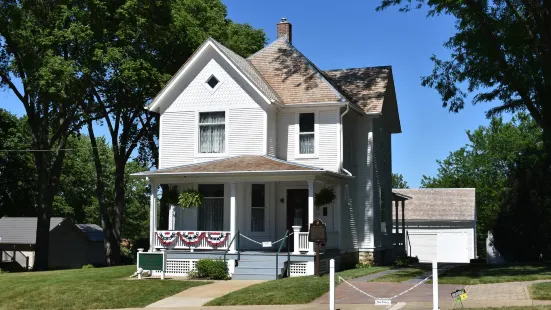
207, 75, 219, 89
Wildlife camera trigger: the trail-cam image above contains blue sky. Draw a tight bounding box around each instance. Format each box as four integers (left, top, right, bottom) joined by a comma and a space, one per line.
0, 0, 505, 187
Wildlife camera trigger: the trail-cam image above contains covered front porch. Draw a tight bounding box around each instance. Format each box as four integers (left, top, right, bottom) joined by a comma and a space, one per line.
133, 155, 350, 278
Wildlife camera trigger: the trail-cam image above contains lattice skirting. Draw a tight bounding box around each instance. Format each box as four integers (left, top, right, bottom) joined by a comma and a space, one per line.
152, 259, 198, 276
289, 262, 308, 277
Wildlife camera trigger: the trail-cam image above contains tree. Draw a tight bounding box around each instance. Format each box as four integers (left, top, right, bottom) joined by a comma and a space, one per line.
421, 113, 541, 256
0, 109, 35, 217
392, 173, 409, 189
0, 1, 92, 270
83, 0, 267, 265
377, 1, 551, 157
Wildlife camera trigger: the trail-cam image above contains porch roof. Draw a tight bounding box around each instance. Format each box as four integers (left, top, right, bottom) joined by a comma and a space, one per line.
132, 155, 350, 179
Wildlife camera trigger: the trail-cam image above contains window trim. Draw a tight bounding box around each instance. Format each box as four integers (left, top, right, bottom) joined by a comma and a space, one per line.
202, 74, 223, 94
247, 183, 269, 236
195, 109, 228, 158
295, 111, 319, 159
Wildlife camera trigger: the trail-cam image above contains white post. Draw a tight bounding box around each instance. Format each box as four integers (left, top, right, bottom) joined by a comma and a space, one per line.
292, 226, 301, 254
329, 259, 335, 310
229, 182, 237, 253
161, 250, 166, 280
433, 260, 439, 310
168, 204, 176, 230
307, 180, 315, 255
149, 179, 158, 252
137, 248, 143, 280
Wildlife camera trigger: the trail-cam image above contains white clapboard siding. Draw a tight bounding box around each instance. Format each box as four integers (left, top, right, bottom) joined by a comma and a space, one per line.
228, 108, 265, 156
277, 109, 339, 172
354, 116, 374, 249
160, 111, 195, 169
267, 108, 277, 157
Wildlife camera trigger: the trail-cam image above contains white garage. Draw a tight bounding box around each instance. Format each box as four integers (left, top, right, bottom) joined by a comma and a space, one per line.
393, 189, 476, 263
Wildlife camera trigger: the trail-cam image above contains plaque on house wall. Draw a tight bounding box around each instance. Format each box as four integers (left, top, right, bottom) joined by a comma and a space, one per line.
308, 219, 327, 243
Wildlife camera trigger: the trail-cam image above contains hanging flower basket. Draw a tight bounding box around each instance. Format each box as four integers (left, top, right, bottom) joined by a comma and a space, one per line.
178, 189, 203, 208
314, 187, 336, 209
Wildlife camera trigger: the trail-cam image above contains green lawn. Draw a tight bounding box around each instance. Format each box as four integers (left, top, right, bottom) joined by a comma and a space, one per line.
205, 266, 391, 306
369, 266, 429, 283
0, 265, 207, 309
466, 307, 551, 310
438, 263, 551, 285
530, 282, 551, 300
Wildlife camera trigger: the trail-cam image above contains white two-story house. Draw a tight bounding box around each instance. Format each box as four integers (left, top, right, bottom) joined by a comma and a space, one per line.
134, 18, 403, 280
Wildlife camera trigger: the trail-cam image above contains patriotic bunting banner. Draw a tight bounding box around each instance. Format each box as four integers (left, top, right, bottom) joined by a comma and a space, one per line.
180, 232, 204, 246
157, 231, 178, 246
205, 232, 230, 246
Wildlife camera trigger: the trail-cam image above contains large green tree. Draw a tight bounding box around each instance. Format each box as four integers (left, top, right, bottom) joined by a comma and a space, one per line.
422, 113, 541, 256
0, 1, 93, 270
83, 0, 266, 264
377, 0, 551, 157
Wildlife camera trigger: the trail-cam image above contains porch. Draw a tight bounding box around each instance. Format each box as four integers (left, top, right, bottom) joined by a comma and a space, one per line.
132, 155, 351, 279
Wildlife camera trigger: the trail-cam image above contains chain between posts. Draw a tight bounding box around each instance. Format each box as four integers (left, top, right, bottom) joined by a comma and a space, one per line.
336, 274, 433, 301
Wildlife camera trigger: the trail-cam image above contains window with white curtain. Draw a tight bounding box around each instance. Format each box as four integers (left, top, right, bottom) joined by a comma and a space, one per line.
251, 184, 265, 232
299, 113, 315, 154
198, 184, 224, 231
199, 112, 225, 154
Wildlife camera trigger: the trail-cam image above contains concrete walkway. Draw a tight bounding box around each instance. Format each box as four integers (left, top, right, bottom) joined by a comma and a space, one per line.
146, 280, 264, 308
352, 269, 404, 282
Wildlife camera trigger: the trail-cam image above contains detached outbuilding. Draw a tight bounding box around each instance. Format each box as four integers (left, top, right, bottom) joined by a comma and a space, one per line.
0, 217, 105, 270
392, 189, 476, 263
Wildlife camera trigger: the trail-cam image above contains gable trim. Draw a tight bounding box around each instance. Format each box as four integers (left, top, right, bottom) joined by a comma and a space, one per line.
147, 39, 274, 113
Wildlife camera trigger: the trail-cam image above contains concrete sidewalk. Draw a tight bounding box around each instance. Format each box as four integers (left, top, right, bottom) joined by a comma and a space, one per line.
145, 280, 264, 308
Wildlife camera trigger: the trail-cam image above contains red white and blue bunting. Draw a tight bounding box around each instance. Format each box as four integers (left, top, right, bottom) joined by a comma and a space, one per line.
180, 232, 204, 246
205, 232, 230, 247
156, 231, 178, 246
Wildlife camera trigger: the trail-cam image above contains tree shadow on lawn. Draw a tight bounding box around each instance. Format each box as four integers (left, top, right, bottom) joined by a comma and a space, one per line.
439, 262, 551, 284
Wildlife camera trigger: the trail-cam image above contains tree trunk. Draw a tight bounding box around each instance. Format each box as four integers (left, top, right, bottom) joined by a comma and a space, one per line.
110, 158, 126, 265
86, 121, 121, 266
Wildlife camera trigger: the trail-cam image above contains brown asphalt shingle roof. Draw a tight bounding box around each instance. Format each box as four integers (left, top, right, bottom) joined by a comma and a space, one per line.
324, 67, 391, 114
392, 189, 476, 221
134, 155, 322, 175
248, 38, 344, 104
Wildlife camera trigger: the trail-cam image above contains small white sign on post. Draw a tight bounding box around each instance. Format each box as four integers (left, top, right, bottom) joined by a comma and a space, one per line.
262, 241, 272, 248
375, 299, 392, 306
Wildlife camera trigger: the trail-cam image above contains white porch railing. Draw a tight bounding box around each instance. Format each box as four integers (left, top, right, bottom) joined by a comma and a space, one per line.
154, 231, 231, 250
297, 232, 309, 252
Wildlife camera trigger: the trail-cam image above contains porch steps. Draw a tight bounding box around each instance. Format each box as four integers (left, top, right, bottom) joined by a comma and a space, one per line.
232, 254, 288, 280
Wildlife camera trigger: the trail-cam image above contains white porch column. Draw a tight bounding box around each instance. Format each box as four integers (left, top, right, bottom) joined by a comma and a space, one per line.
229, 182, 237, 253
307, 180, 315, 255
149, 179, 158, 252
292, 226, 301, 254
168, 205, 176, 230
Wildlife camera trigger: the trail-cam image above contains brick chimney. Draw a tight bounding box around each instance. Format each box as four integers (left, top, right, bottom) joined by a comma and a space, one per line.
277, 18, 292, 43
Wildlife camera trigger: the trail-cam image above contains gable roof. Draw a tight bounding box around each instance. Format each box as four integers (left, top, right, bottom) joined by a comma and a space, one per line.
147, 38, 280, 113
249, 38, 345, 104
324, 67, 391, 114
392, 189, 476, 221
0, 217, 65, 244
76, 224, 104, 242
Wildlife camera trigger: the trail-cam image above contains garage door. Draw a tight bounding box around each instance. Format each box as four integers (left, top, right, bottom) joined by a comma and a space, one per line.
408, 233, 437, 262
407, 231, 470, 263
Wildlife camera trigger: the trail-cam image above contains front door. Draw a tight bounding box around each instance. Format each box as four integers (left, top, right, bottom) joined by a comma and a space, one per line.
287, 189, 309, 233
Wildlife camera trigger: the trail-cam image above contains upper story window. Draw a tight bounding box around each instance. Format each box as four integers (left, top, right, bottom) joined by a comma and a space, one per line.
199, 112, 225, 154
299, 113, 315, 154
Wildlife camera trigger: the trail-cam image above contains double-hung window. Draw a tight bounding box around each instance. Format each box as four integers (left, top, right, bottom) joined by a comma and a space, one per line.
199, 112, 225, 154
250, 184, 265, 232
198, 184, 224, 231
298, 113, 315, 155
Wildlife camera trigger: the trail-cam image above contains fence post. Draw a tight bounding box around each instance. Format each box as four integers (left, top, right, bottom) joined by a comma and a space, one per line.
432, 260, 439, 310
329, 259, 335, 310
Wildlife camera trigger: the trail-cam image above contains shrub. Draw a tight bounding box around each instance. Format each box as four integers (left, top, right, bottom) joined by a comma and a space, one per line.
470, 258, 487, 264
393, 256, 419, 267
120, 245, 134, 265
195, 259, 228, 280
82, 264, 95, 269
